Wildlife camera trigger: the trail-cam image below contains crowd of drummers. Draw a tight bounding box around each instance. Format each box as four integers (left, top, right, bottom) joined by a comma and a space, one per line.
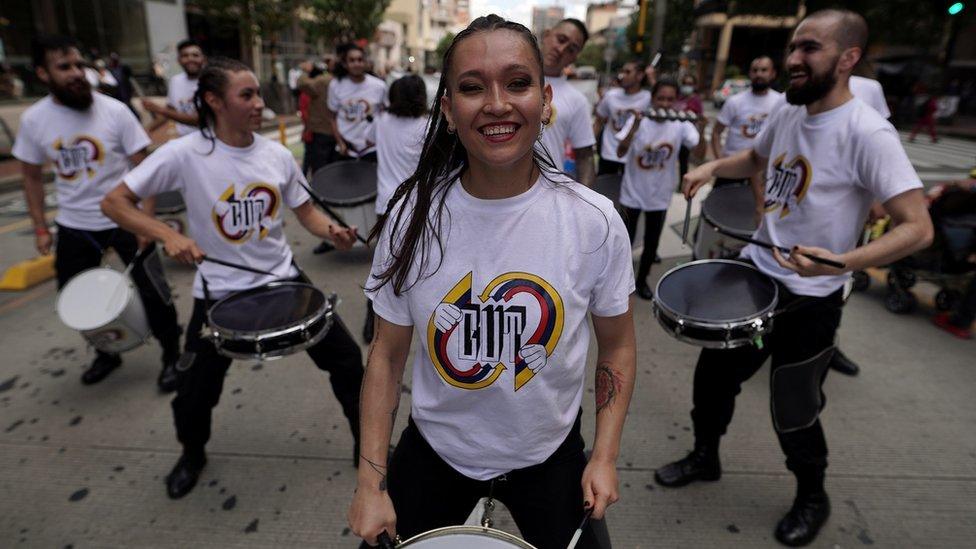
14, 7, 957, 549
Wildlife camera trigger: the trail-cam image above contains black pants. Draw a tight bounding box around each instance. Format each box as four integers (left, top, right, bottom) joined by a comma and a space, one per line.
597, 157, 624, 175
691, 283, 844, 486
55, 224, 181, 359
622, 208, 667, 283
308, 132, 338, 175
950, 275, 976, 327
386, 413, 600, 549
172, 292, 364, 458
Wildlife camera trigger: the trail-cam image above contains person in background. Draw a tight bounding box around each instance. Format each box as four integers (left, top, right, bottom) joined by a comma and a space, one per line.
537, 18, 596, 186
297, 59, 336, 176
107, 52, 138, 118
675, 73, 705, 185
909, 83, 939, 143
594, 60, 651, 175
144, 39, 205, 137
327, 43, 387, 162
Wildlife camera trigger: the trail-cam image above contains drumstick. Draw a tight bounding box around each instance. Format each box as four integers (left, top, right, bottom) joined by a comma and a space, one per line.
201, 255, 278, 276
566, 508, 594, 549
294, 178, 370, 246
681, 198, 692, 246
710, 226, 847, 269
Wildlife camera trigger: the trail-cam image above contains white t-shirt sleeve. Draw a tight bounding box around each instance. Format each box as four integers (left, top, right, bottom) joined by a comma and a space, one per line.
568, 97, 596, 149
589, 209, 635, 316
124, 142, 182, 198
680, 121, 700, 148
595, 95, 610, 119
364, 201, 414, 326
716, 97, 735, 126
326, 79, 340, 112
281, 152, 313, 209
119, 108, 152, 156
613, 114, 637, 142
11, 115, 45, 165
752, 107, 781, 158
854, 127, 922, 203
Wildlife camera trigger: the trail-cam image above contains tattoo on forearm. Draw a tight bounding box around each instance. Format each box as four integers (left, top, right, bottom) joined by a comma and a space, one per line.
595, 361, 622, 414
361, 455, 388, 491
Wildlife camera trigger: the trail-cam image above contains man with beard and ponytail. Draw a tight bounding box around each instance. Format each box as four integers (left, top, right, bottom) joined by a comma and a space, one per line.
14, 35, 182, 389
657, 10, 933, 546
710, 55, 782, 194
144, 39, 205, 136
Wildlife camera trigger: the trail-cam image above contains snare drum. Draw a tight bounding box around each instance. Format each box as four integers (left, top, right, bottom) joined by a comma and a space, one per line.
311, 161, 378, 243
207, 281, 335, 360
155, 190, 187, 235
653, 259, 778, 348
396, 526, 536, 548
693, 183, 757, 260
57, 267, 150, 353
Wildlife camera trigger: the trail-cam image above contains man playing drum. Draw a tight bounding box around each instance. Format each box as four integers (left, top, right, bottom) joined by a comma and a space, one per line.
658, 10, 933, 547
14, 35, 182, 390
101, 58, 364, 500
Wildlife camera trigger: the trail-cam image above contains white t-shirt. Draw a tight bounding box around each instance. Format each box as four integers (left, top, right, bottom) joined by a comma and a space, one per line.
849, 76, 890, 118
125, 133, 307, 299
615, 116, 699, 211
595, 88, 651, 163
167, 72, 199, 136
366, 174, 634, 480
328, 75, 387, 157
12, 93, 151, 231
743, 98, 922, 296
537, 75, 596, 173
716, 89, 784, 155
375, 112, 428, 214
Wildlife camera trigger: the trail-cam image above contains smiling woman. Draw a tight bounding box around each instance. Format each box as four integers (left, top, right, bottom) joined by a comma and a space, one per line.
349, 13, 638, 549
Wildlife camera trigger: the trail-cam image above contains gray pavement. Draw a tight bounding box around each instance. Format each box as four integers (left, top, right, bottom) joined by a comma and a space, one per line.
1, 195, 975, 547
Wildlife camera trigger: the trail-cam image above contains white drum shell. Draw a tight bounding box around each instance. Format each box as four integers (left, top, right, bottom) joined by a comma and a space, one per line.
398, 526, 536, 548
333, 202, 377, 247
56, 267, 150, 353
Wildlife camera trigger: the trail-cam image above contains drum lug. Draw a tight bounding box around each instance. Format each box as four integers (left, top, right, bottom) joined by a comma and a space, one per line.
675, 318, 685, 335
255, 340, 263, 355
328, 293, 338, 308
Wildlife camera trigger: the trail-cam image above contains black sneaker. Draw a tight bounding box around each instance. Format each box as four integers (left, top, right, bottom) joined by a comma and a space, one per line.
828, 349, 860, 376
313, 241, 335, 255
654, 445, 721, 487
81, 353, 122, 385
165, 453, 207, 499
774, 492, 830, 547
636, 280, 654, 300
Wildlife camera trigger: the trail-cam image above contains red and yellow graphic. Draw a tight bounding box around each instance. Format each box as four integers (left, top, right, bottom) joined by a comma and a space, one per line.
765, 153, 812, 218
342, 99, 373, 122
53, 135, 105, 180
212, 182, 280, 243
636, 142, 674, 170
427, 272, 564, 391
740, 113, 768, 138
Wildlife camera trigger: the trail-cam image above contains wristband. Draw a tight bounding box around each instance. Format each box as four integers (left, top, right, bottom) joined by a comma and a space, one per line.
35, 225, 50, 236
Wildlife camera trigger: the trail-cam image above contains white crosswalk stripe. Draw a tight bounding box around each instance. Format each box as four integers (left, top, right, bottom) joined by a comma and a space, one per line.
898, 131, 975, 185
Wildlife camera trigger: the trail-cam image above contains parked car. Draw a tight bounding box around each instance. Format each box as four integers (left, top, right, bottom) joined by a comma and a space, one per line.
712, 78, 750, 108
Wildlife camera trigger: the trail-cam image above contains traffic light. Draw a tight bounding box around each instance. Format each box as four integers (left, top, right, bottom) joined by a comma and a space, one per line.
948, 2, 964, 15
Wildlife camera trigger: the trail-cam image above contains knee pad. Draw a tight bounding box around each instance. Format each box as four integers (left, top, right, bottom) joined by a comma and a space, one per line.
771, 346, 835, 433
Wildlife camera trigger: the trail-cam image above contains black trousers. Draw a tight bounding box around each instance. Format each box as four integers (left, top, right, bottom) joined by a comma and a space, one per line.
172, 293, 364, 457
386, 413, 601, 549
691, 283, 844, 484
308, 132, 338, 175
597, 157, 624, 176
622, 208, 667, 283
55, 224, 181, 359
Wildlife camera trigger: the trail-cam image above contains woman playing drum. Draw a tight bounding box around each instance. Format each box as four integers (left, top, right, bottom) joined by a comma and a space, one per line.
348, 15, 636, 549
101, 58, 364, 500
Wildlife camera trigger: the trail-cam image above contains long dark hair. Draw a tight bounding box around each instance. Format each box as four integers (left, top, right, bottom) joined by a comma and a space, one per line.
388, 74, 427, 118
192, 56, 252, 153
367, 14, 571, 295
333, 43, 364, 80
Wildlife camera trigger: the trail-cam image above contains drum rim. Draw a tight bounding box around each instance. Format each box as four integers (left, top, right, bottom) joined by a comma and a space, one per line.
56, 266, 136, 331
207, 281, 332, 342
213, 314, 333, 361
652, 300, 774, 349
700, 184, 757, 236
398, 525, 537, 548
652, 259, 779, 327
310, 160, 379, 207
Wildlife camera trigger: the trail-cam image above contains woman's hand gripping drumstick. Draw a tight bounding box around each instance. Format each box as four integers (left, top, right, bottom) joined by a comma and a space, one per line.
101, 183, 206, 265
293, 200, 358, 251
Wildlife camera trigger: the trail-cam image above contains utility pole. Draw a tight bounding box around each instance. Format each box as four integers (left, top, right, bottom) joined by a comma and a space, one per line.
651, 0, 666, 57
635, 0, 649, 54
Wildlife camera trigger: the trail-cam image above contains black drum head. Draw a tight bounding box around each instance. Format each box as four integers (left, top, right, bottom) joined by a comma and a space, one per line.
702, 184, 757, 236
592, 174, 621, 206
210, 283, 326, 333
656, 261, 777, 323
311, 161, 378, 207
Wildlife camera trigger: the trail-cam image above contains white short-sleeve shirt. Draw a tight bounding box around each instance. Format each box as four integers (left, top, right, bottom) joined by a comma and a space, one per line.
365, 174, 634, 480
744, 98, 922, 296
327, 75, 387, 157
375, 112, 428, 214
12, 93, 151, 231
849, 76, 890, 119
124, 133, 307, 299
716, 89, 784, 155
167, 72, 199, 136
537, 76, 596, 174
595, 87, 651, 163
615, 116, 699, 211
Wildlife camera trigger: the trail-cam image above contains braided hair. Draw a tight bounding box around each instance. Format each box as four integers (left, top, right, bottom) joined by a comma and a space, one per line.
192, 56, 252, 153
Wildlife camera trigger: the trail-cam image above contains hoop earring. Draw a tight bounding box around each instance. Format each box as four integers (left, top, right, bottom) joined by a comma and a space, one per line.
447, 125, 456, 134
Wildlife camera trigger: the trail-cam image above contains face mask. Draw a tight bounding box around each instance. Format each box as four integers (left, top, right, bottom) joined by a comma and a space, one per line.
680, 85, 694, 96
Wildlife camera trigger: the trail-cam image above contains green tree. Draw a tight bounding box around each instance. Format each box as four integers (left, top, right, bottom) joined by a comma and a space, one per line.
432, 32, 455, 70
626, 0, 695, 68
576, 42, 606, 68
302, 0, 393, 45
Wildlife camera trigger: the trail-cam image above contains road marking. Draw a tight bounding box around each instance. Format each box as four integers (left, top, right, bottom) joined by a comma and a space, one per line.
0, 210, 57, 236
0, 281, 55, 316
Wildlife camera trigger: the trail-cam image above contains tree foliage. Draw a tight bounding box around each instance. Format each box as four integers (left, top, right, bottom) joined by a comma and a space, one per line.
302, 0, 393, 45
189, 0, 299, 63
432, 32, 455, 70
626, 0, 695, 68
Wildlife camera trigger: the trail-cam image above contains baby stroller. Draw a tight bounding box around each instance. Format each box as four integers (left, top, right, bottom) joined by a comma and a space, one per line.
865, 182, 976, 314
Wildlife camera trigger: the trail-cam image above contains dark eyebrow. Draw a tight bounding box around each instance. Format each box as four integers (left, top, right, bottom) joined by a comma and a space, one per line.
457, 64, 535, 80
789, 39, 822, 49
